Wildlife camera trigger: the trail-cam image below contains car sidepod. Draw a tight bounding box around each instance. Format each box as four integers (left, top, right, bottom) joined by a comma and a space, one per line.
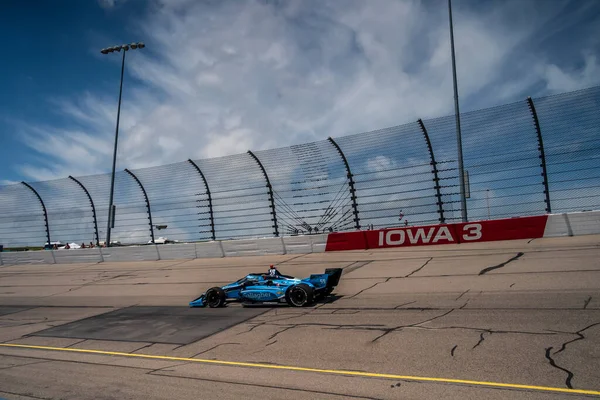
240, 285, 287, 304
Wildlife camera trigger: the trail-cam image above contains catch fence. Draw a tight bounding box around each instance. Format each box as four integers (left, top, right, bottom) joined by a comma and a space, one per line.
1, 85, 599, 248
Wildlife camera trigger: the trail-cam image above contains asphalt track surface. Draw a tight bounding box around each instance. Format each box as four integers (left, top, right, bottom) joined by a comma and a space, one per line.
1, 235, 599, 399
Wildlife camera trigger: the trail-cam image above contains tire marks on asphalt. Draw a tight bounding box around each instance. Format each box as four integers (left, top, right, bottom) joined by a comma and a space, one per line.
478, 252, 524, 275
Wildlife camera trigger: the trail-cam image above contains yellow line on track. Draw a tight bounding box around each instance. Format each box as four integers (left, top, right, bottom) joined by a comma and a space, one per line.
1, 343, 599, 396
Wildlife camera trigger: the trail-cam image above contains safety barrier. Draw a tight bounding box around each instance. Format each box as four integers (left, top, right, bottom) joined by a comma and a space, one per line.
283, 234, 328, 254
324, 210, 600, 251
3, 86, 600, 249
0, 250, 56, 265
0, 234, 328, 266
221, 237, 285, 257
543, 211, 600, 237
0, 212, 597, 265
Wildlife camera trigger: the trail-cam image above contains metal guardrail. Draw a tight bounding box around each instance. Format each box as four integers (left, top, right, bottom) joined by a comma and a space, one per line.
1, 85, 599, 247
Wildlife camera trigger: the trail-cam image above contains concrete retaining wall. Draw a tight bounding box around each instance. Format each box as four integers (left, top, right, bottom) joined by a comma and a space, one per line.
283, 234, 328, 254
0, 234, 324, 266
543, 210, 600, 237
52, 248, 103, 264
100, 245, 160, 262
0, 250, 56, 265
1, 210, 597, 266
156, 243, 197, 260
194, 241, 226, 259
221, 237, 285, 257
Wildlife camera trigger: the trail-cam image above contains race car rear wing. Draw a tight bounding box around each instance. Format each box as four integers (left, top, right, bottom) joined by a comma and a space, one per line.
305, 268, 343, 290
324, 268, 343, 287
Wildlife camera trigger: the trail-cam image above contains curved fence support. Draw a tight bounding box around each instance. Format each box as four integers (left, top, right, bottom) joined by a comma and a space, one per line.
247, 151, 279, 237
69, 176, 100, 246
418, 119, 445, 223
124, 169, 155, 243
327, 137, 360, 230
526, 97, 552, 213
21, 181, 51, 246
188, 159, 216, 240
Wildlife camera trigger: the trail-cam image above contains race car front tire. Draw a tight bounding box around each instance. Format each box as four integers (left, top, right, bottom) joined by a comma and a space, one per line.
285, 283, 314, 307
205, 287, 226, 308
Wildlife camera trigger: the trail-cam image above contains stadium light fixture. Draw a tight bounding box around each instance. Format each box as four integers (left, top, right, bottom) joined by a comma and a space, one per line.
100, 41, 146, 247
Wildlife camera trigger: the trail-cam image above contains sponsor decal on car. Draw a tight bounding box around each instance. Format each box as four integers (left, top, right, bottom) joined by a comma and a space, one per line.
244, 292, 275, 299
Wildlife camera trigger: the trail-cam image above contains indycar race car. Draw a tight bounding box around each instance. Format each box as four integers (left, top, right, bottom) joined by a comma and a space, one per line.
189, 268, 343, 308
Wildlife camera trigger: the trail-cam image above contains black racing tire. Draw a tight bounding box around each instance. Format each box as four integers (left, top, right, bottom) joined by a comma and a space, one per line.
285, 283, 314, 307
205, 287, 226, 308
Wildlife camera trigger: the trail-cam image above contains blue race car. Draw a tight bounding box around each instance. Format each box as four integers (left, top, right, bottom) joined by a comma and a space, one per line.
189, 268, 343, 308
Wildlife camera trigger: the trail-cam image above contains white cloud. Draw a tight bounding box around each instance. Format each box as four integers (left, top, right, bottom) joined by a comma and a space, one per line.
366, 155, 397, 173
97, 0, 116, 8
97, 0, 129, 9
8, 0, 600, 185
542, 53, 600, 93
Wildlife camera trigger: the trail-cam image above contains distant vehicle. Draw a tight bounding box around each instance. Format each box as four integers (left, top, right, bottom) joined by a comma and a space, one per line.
44, 241, 63, 250
98, 240, 122, 247
149, 237, 176, 244
189, 268, 343, 308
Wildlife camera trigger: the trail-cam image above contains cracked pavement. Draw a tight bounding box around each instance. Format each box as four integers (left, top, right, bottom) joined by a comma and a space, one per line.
0, 235, 599, 399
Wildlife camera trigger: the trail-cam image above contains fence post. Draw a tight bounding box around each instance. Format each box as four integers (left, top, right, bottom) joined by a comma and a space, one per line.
417, 119, 446, 223
247, 151, 279, 237
327, 137, 360, 230
188, 159, 216, 240
124, 169, 155, 243
69, 176, 100, 246
21, 182, 51, 247
526, 97, 552, 213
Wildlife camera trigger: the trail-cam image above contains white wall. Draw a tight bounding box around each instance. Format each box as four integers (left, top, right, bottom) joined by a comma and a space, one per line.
0, 250, 56, 265
195, 241, 226, 258
157, 243, 196, 260
221, 237, 285, 257
283, 234, 328, 254
53, 248, 103, 264
544, 210, 600, 237
0, 234, 325, 265
2, 210, 597, 266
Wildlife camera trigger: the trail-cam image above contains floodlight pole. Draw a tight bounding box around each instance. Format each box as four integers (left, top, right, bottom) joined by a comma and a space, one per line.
448, 0, 468, 222
101, 42, 144, 247
105, 49, 125, 248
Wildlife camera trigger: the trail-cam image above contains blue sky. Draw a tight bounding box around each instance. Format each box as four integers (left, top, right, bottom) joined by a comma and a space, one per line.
0, 0, 138, 182
1, 0, 600, 186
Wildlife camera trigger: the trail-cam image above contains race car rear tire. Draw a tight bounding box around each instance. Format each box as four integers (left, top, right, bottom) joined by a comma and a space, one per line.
285, 283, 314, 307
205, 287, 226, 308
